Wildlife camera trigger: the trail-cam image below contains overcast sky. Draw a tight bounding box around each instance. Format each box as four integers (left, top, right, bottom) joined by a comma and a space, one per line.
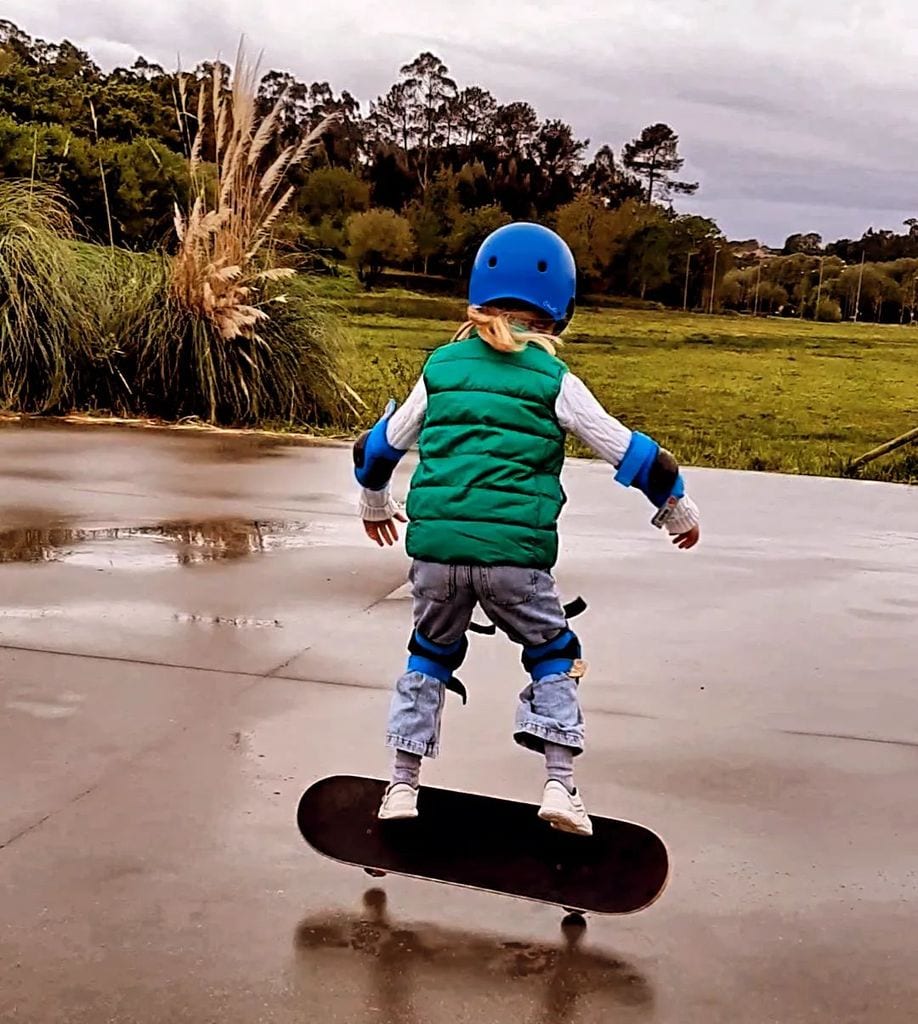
7, 0, 918, 245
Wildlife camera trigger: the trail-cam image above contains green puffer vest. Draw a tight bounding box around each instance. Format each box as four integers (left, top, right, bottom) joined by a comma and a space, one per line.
405, 335, 568, 569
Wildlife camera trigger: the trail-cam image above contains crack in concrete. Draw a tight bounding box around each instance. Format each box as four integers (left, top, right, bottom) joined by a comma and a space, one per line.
0, 809, 56, 852
259, 570, 407, 675
0, 668, 269, 856
0, 640, 271, 680
0, 640, 381, 691
0, 648, 383, 857
779, 729, 918, 750
264, 648, 312, 678
7, 644, 912, 755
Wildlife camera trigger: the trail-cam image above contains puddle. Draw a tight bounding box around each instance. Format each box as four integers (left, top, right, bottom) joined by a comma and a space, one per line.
0, 518, 336, 569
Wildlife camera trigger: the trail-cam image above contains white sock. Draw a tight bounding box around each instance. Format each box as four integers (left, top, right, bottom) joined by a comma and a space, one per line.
391, 749, 421, 789
544, 741, 576, 793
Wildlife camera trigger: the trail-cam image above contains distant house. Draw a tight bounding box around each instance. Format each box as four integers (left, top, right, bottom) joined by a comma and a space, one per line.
729, 240, 783, 263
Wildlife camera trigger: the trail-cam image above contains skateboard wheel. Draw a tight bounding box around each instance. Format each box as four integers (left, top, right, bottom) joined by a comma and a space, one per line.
561, 912, 587, 940
562, 910, 587, 928
364, 868, 387, 878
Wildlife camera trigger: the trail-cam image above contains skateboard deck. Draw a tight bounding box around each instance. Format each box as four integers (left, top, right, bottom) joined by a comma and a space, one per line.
297, 775, 669, 915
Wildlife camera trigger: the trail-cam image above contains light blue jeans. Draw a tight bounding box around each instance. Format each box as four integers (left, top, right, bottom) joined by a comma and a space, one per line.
386, 561, 585, 759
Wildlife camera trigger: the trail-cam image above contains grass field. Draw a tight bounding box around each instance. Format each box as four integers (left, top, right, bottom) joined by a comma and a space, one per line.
318, 279, 918, 483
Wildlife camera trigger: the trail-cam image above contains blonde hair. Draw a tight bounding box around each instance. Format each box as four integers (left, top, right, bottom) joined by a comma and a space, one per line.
453, 305, 560, 355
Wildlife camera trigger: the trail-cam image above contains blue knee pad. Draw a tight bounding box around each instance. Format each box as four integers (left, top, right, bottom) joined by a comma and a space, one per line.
407, 630, 469, 704
522, 629, 582, 682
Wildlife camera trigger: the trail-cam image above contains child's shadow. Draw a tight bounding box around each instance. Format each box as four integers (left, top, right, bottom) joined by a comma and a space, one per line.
293, 888, 655, 1024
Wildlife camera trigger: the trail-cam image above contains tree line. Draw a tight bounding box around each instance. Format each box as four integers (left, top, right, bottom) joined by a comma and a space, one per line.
2, 18, 918, 318
722, 253, 918, 323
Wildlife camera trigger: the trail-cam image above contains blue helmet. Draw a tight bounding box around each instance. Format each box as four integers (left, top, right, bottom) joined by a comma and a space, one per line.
469, 222, 577, 327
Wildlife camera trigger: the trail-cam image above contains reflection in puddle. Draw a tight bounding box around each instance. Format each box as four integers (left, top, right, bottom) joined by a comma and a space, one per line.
0, 519, 333, 569
293, 889, 653, 1024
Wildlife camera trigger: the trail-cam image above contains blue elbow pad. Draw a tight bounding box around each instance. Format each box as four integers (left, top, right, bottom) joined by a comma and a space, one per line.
353, 400, 406, 491
615, 432, 685, 508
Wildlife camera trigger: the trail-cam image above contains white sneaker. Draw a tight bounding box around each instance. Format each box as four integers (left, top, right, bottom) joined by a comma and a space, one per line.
378, 783, 419, 820
538, 781, 593, 836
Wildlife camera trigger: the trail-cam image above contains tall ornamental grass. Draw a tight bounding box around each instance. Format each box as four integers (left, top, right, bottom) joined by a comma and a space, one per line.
0, 181, 83, 411
145, 47, 357, 424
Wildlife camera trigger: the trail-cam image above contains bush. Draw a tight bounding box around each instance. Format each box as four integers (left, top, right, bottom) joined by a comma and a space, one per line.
346, 292, 465, 321
0, 180, 84, 411
299, 167, 369, 227
581, 294, 665, 311
816, 297, 842, 323
346, 209, 415, 288
376, 270, 463, 295
69, 242, 172, 413
135, 277, 353, 426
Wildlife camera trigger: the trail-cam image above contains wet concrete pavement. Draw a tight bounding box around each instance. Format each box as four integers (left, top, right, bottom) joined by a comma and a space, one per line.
0, 421, 916, 1023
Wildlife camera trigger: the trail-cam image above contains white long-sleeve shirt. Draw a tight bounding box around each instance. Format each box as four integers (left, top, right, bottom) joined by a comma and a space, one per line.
358, 372, 701, 536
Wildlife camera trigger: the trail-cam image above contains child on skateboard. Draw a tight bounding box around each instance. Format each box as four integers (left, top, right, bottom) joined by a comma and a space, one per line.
354, 223, 700, 835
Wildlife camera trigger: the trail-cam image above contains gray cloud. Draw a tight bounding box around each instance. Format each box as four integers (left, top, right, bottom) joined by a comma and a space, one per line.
6, 0, 918, 244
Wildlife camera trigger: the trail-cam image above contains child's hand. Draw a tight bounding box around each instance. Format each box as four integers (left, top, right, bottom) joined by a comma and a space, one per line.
364, 512, 407, 547
672, 525, 700, 550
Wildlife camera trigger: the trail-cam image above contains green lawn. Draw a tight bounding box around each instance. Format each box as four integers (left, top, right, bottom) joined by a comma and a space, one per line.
317, 279, 917, 482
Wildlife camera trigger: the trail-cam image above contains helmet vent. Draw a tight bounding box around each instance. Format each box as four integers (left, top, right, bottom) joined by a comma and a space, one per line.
488, 256, 498, 268
537, 260, 548, 273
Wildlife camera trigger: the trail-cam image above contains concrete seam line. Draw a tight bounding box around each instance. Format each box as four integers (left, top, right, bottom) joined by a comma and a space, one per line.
0, 640, 382, 691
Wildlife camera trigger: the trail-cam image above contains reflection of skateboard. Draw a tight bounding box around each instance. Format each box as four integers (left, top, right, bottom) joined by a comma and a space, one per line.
297, 775, 669, 917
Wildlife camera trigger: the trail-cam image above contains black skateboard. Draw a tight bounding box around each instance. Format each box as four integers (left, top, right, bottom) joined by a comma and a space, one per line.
297, 775, 669, 916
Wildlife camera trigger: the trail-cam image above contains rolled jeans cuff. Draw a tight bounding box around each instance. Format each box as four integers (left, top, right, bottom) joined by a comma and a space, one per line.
385, 733, 440, 758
